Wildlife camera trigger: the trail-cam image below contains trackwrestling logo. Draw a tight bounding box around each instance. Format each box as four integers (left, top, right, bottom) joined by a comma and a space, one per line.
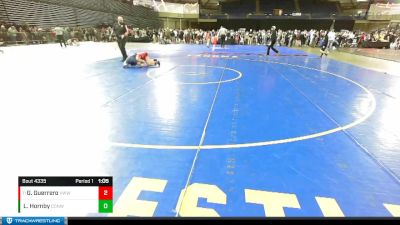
1, 217, 64, 225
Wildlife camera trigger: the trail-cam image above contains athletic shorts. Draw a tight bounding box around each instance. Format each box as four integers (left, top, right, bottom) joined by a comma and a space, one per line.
126, 54, 137, 66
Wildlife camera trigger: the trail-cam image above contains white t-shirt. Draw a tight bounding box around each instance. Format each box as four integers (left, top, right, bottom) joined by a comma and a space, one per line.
218, 28, 227, 36
54, 27, 64, 36
328, 31, 336, 41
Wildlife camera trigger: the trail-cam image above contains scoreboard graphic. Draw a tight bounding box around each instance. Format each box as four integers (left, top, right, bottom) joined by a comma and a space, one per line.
18, 177, 113, 215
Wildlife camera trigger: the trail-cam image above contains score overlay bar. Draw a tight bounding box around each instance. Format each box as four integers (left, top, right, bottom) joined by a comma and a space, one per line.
18, 177, 113, 215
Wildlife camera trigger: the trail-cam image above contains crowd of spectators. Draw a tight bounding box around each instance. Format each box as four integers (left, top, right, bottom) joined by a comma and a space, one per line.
1, 21, 399, 50
154, 26, 400, 50
0, 22, 117, 45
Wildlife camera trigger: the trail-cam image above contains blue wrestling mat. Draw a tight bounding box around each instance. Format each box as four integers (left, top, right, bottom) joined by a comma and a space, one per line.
84, 44, 400, 217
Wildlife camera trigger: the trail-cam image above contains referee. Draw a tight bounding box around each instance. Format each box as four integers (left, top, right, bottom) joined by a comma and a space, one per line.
217, 26, 228, 48
113, 16, 129, 61
267, 26, 280, 55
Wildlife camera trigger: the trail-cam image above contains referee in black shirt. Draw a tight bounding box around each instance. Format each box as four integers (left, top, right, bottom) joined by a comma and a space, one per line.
113, 16, 129, 61
267, 26, 280, 56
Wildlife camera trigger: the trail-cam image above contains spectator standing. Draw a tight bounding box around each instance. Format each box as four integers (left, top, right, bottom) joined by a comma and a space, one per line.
327, 29, 336, 50
8, 26, 17, 44
54, 26, 67, 48
0, 25, 6, 45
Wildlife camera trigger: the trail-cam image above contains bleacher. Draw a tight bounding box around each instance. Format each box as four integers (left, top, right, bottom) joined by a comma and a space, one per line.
1, 0, 77, 27
299, 0, 337, 15
221, 1, 256, 17
75, 8, 114, 28
209, 0, 339, 19
0, 0, 9, 22
1, 0, 161, 28
38, 0, 104, 12
259, 0, 296, 15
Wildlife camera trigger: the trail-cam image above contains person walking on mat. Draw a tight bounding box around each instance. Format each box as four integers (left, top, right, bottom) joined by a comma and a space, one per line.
320, 31, 329, 58
267, 26, 280, 56
54, 26, 67, 48
113, 16, 129, 61
217, 26, 228, 48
